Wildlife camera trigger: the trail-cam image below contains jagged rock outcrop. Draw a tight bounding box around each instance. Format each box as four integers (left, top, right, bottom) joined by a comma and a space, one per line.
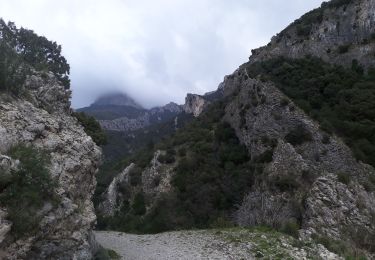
250, 0, 375, 69
0, 71, 101, 259
99, 114, 150, 132
99, 163, 135, 217
183, 94, 210, 117
99, 150, 175, 218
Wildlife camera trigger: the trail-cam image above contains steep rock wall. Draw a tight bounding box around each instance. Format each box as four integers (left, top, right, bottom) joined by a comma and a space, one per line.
250, 0, 375, 69
0, 72, 101, 259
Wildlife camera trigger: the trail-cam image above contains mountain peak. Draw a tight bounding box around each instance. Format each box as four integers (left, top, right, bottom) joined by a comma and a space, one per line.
93, 92, 143, 109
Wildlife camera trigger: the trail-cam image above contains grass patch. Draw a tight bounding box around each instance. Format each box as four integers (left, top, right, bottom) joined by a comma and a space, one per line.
94, 247, 121, 260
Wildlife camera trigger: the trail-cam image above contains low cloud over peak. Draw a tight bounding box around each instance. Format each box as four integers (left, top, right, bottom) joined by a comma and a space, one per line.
0, 0, 324, 108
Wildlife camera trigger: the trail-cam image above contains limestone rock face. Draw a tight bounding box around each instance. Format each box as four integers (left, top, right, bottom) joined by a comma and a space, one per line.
250, 0, 375, 69
224, 77, 371, 180
0, 72, 101, 259
302, 173, 375, 241
99, 114, 150, 132
98, 102, 183, 132
99, 150, 175, 218
99, 163, 135, 217
221, 74, 375, 253
183, 94, 210, 117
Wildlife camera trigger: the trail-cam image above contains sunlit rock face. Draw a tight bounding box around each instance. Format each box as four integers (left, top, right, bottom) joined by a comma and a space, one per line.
183, 94, 210, 117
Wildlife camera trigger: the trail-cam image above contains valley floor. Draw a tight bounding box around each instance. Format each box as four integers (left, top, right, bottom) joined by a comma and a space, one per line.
94, 228, 340, 260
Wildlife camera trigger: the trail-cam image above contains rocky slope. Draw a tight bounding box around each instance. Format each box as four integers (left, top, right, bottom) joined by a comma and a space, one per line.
0, 21, 101, 259
250, 0, 375, 69
221, 73, 375, 251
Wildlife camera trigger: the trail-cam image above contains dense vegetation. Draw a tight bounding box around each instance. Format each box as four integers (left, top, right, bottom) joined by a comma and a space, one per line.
97, 100, 267, 233
0, 19, 70, 93
74, 112, 108, 146
99, 112, 193, 163
245, 57, 375, 168
93, 112, 194, 204
0, 145, 58, 238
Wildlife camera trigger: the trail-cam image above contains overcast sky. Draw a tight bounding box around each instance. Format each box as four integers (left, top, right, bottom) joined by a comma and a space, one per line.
0, 0, 324, 108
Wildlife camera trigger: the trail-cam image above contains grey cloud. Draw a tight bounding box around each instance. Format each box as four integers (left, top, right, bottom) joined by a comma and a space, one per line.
0, 0, 324, 108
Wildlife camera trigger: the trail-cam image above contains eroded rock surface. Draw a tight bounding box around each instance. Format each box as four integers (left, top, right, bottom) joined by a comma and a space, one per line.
183, 94, 210, 117
0, 72, 101, 259
250, 0, 375, 69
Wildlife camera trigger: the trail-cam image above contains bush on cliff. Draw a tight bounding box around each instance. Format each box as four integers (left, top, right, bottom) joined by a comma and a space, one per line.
245, 57, 375, 168
74, 112, 107, 146
0, 144, 58, 238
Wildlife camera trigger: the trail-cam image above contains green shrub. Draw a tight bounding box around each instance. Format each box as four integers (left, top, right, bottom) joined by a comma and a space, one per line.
0, 41, 29, 95
301, 170, 316, 184
0, 144, 58, 238
178, 147, 187, 157
296, 24, 312, 37
272, 175, 299, 192
0, 19, 70, 90
254, 149, 274, 163
158, 149, 176, 164
285, 124, 312, 146
312, 234, 369, 258
129, 166, 142, 186
280, 219, 299, 237
210, 216, 234, 228
73, 112, 107, 145
313, 236, 348, 256
94, 247, 120, 260
321, 134, 331, 144
338, 44, 351, 53
280, 97, 290, 107
132, 192, 146, 215
351, 59, 364, 75
337, 172, 351, 185
107, 249, 121, 259
369, 174, 375, 185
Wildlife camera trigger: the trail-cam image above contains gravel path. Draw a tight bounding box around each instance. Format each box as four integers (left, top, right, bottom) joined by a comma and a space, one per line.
94, 230, 254, 260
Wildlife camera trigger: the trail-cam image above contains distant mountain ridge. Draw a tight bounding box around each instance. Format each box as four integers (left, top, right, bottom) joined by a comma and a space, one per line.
78, 92, 210, 131
93, 93, 143, 109
78, 92, 210, 162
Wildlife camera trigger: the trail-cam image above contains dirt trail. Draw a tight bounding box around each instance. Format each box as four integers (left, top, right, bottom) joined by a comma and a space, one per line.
94, 230, 253, 260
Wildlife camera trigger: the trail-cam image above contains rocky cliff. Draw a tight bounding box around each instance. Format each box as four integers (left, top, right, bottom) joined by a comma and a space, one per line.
221, 74, 375, 251
0, 72, 101, 258
250, 0, 375, 69
183, 94, 210, 117
98, 102, 183, 132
